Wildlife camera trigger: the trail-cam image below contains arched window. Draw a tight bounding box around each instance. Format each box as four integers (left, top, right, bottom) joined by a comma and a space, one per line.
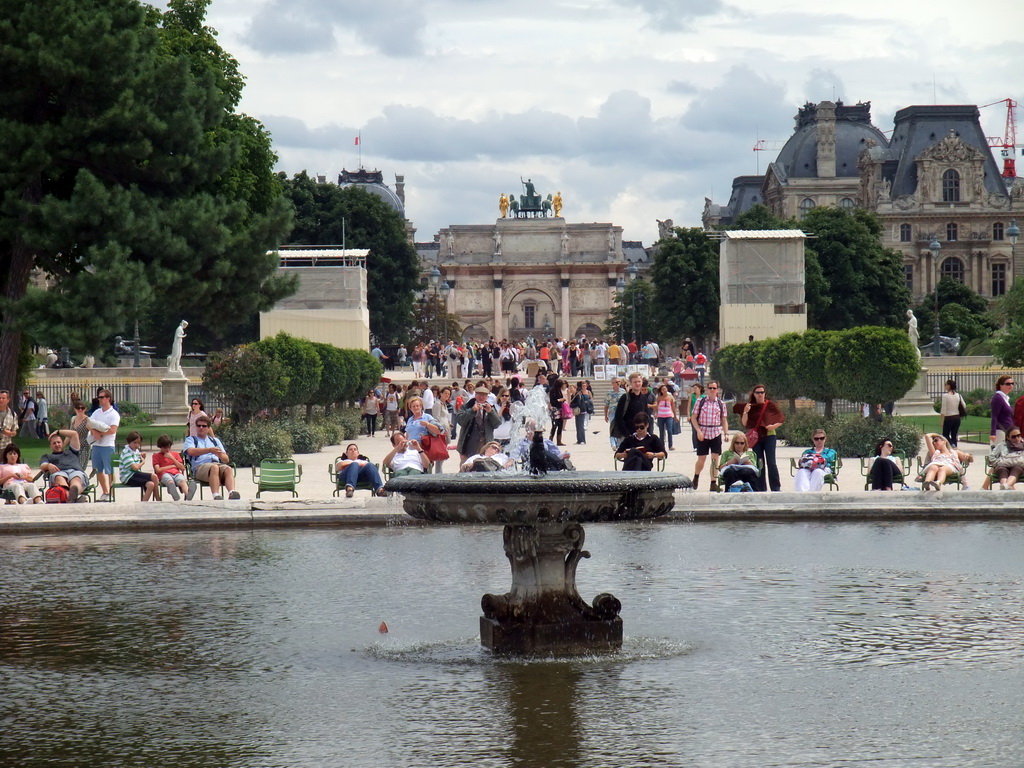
946, 222, 958, 242
942, 169, 960, 202
994, 222, 1005, 241
798, 198, 815, 219
900, 223, 912, 242
941, 256, 965, 284
839, 197, 855, 211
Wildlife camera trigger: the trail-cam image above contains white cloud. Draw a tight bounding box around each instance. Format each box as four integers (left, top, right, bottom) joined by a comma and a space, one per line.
193, 0, 1022, 244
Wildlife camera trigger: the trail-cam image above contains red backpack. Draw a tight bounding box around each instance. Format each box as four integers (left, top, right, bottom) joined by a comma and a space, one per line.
44, 486, 69, 504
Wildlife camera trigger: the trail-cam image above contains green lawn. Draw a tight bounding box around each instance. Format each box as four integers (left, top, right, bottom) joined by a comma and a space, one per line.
900, 414, 991, 443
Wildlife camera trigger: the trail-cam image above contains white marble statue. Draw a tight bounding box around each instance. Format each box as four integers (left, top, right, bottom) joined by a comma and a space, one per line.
906, 309, 920, 358
167, 320, 189, 375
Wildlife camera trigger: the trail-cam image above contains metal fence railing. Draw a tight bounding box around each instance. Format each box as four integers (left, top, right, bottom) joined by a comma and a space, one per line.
925, 370, 1024, 398
24, 378, 227, 420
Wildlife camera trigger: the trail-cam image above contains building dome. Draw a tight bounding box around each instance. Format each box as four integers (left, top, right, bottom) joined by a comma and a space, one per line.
774, 101, 889, 179
338, 168, 406, 218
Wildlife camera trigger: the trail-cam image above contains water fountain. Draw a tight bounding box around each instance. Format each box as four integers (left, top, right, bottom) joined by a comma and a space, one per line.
387, 384, 690, 655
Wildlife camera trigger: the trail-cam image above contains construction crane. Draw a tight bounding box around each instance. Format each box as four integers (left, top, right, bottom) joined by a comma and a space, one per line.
982, 98, 1018, 178
752, 139, 786, 173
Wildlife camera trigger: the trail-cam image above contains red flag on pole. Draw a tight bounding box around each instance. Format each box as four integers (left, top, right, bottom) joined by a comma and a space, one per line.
354, 136, 360, 145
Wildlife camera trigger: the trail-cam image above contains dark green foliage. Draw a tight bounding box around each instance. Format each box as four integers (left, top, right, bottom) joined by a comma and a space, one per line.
801, 207, 910, 331
603, 279, 655, 343
0, 0, 294, 389
913, 278, 995, 354
252, 332, 322, 409
281, 173, 419, 343
280, 419, 326, 454
337, 349, 383, 403
412, 293, 463, 346
203, 344, 289, 423
115, 400, 154, 426
775, 409, 828, 446
824, 414, 923, 460
217, 420, 293, 468
712, 341, 761, 400
311, 343, 353, 409
988, 277, 1024, 366
755, 333, 805, 406
776, 409, 923, 460
649, 227, 720, 348
825, 327, 919, 406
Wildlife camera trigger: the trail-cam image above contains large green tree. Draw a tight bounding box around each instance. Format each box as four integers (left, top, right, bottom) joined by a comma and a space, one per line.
0, 0, 294, 388
602, 278, 655, 343
990, 277, 1024, 365
281, 172, 419, 344
801, 207, 910, 330
649, 227, 720, 349
913, 277, 995, 354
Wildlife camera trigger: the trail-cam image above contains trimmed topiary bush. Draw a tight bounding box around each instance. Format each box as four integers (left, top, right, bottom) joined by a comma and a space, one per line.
825, 413, 923, 459
281, 419, 325, 454
218, 421, 293, 468
775, 408, 827, 447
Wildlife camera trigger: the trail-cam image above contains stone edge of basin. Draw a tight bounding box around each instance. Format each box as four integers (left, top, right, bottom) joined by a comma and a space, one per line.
1, 490, 1022, 534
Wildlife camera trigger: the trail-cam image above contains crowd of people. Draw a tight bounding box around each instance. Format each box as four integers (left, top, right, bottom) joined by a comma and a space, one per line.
0, 388, 239, 504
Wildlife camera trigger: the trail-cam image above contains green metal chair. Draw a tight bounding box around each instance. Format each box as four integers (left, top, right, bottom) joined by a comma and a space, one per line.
329, 457, 388, 497
860, 452, 909, 490
914, 454, 971, 490
252, 458, 302, 498
789, 456, 842, 490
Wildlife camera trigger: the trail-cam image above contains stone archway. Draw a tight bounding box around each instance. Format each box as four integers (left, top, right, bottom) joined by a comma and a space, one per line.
505, 286, 558, 340
573, 323, 602, 339
462, 324, 490, 342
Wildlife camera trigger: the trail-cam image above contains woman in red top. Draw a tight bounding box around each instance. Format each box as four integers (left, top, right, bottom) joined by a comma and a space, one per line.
740, 384, 786, 492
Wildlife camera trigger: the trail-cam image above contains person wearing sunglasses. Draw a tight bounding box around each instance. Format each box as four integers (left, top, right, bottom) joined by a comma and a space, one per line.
740, 384, 785, 492
920, 433, 971, 491
717, 433, 759, 491
990, 376, 1015, 449
869, 438, 902, 491
794, 430, 837, 492
88, 389, 120, 502
184, 420, 240, 500
689, 380, 729, 492
989, 430, 1024, 490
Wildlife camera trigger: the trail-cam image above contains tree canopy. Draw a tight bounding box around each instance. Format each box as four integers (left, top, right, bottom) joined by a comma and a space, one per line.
0, 0, 294, 388
649, 227, 720, 349
280, 172, 420, 344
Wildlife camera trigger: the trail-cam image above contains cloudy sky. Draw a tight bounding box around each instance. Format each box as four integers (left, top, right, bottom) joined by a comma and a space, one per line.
186, 0, 1021, 245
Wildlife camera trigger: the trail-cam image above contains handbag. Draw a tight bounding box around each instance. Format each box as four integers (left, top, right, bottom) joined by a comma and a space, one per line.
560, 401, 572, 420
745, 402, 766, 449
957, 395, 967, 418
420, 432, 450, 462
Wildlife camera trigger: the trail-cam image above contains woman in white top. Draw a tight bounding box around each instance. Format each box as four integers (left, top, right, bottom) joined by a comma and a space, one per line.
383, 384, 401, 437
939, 379, 965, 447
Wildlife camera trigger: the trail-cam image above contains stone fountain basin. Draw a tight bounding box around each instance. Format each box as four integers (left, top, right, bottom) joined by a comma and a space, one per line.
385, 471, 690, 525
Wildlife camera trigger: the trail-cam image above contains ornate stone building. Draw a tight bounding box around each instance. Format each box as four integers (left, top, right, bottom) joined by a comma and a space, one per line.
704, 100, 1022, 301
416, 217, 644, 341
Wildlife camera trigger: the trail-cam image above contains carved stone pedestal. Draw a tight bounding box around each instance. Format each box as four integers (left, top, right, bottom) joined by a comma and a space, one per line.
896, 367, 937, 417
480, 523, 622, 655
153, 376, 190, 426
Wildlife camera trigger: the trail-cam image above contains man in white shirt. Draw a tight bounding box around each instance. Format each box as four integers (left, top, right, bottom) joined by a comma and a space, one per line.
384, 433, 431, 476
88, 388, 120, 501
420, 381, 435, 411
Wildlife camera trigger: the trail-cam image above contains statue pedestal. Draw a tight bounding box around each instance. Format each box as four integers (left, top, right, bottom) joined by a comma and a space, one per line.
153, 376, 190, 426
895, 367, 937, 417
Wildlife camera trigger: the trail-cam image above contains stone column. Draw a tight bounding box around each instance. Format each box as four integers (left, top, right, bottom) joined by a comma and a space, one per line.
816, 101, 837, 179
493, 278, 503, 340
560, 277, 570, 339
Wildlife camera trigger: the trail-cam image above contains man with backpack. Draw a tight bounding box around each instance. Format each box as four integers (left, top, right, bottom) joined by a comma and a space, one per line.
690, 379, 730, 492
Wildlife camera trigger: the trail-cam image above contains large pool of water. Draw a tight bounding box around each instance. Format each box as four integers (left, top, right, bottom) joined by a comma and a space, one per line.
1, 521, 1022, 767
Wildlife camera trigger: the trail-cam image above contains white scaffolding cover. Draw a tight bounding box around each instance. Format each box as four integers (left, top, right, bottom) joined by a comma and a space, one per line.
718, 230, 806, 307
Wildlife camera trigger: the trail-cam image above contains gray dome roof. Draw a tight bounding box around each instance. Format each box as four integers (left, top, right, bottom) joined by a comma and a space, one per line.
774, 102, 889, 179
338, 168, 406, 217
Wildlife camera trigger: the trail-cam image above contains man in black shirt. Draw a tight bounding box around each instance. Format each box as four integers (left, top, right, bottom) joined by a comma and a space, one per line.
613, 372, 650, 438
615, 414, 666, 472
